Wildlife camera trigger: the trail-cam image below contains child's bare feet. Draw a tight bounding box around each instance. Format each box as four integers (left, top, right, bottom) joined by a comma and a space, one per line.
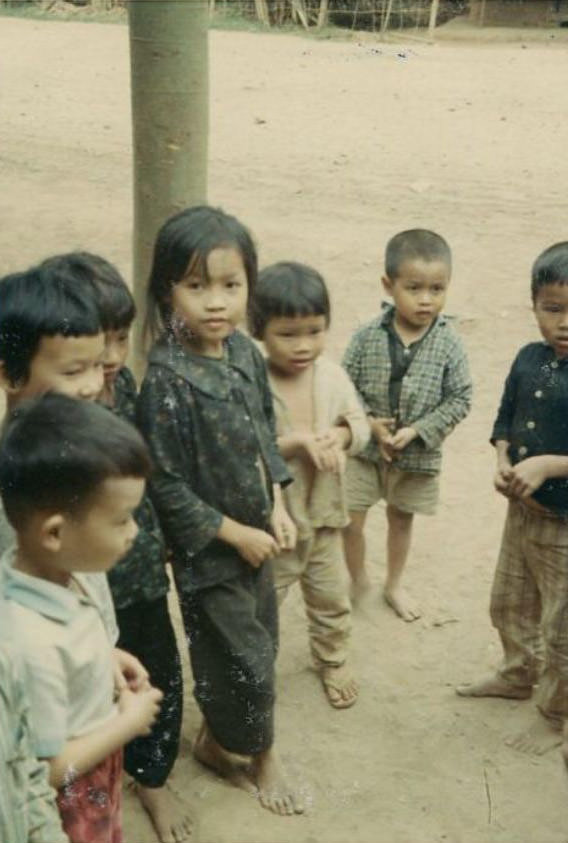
320, 664, 358, 709
505, 718, 562, 755
455, 674, 532, 699
383, 586, 421, 622
136, 783, 195, 843
250, 748, 305, 816
193, 722, 257, 795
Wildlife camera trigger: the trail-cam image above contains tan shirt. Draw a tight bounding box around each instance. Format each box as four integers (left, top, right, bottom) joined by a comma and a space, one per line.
270, 356, 370, 539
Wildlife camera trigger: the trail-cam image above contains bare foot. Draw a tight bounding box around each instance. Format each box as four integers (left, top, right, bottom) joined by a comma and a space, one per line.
136, 783, 194, 843
250, 748, 305, 816
350, 574, 372, 607
320, 664, 358, 709
455, 674, 532, 700
505, 718, 562, 755
383, 586, 421, 622
193, 723, 257, 795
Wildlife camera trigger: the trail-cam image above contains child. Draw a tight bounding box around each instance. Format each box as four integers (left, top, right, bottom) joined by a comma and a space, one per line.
137, 205, 304, 816
0, 263, 150, 715
0, 640, 68, 843
250, 261, 369, 709
0, 393, 163, 843
39, 253, 190, 843
457, 242, 568, 757
342, 229, 472, 621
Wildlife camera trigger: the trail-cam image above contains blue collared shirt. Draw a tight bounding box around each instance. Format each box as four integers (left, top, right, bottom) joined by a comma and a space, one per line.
0, 555, 116, 759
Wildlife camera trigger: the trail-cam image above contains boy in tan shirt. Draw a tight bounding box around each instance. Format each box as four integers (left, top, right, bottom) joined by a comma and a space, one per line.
251, 261, 369, 708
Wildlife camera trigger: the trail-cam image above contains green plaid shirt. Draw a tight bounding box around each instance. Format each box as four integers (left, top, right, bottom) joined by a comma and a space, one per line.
343, 304, 472, 474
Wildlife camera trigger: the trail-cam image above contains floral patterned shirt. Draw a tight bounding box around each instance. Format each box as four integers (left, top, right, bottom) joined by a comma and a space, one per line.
137, 331, 291, 592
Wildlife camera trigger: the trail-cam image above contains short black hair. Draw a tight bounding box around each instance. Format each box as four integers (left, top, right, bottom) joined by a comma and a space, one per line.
40, 252, 136, 332
531, 242, 568, 301
385, 229, 452, 280
146, 205, 257, 340
250, 261, 331, 339
0, 264, 102, 386
0, 392, 151, 528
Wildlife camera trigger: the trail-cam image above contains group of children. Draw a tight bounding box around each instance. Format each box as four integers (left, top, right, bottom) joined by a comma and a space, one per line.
1, 205, 568, 843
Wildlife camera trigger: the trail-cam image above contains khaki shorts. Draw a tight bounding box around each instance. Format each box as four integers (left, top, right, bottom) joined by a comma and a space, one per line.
345, 457, 439, 516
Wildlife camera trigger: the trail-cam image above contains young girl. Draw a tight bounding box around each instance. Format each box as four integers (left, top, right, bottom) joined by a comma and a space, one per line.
137, 206, 304, 817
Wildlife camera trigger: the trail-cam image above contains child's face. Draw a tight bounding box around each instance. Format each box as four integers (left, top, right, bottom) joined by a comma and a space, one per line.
6, 333, 105, 404
170, 247, 248, 357
383, 259, 450, 334
533, 282, 568, 358
262, 314, 327, 377
36, 476, 144, 583
103, 328, 130, 388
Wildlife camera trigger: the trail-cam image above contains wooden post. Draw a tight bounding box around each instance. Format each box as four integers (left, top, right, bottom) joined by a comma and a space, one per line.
128, 0, 209, 378
316, 0, 329, 29
478, 0, 487, 26
428, 0, 440, 38
381, 0, 395, 37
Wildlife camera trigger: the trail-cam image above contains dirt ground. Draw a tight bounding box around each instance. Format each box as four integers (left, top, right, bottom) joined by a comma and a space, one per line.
2, 13, 568, 843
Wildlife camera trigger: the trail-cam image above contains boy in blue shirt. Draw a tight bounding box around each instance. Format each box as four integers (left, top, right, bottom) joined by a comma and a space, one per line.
458, 242, 568, 757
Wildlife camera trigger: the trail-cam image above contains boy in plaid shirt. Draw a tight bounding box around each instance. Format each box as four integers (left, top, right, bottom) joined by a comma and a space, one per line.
343, 229, 472, 621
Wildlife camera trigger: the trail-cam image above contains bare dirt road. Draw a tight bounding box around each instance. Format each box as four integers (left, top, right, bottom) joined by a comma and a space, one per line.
2, 14, 568, 843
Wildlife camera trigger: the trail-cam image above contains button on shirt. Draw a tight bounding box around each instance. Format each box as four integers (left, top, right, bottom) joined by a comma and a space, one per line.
491, 342, 568, 514
0, 554, 117, 760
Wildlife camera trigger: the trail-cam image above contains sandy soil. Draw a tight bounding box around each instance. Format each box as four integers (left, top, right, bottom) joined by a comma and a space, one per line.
2, 14, 568, 843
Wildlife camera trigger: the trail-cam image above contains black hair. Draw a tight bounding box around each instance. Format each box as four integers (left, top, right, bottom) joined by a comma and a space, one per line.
250, 261, 331, 339
40, 252, 136, 332
385, 229, 452, 280
0, 264, 102, 386
531, 242, 568, 301
146, 205, 257, 340
0, 392, 151, 528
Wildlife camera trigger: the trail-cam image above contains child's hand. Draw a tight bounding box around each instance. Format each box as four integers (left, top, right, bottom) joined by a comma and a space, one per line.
390, 427, 418, 452
494, 461, 513, 496
298, 432, 342, 472
112, 648, 150, 693
233, 524, 280, 568
369, 417, 395, 444
507, 456, 551, 498
119, 686, 163, 737
369, 417, 396, 463
270, 501, 297, 551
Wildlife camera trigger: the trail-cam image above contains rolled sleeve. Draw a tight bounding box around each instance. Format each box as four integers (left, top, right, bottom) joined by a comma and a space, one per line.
490, 353, 519, 444
335, 368, 371, 456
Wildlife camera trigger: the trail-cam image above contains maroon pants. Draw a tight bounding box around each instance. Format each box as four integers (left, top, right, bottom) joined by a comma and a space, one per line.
57, 749, 123, 843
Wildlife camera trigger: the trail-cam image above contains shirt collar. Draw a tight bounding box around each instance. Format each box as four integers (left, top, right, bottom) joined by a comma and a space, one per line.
148, 330, 256, 399
1, 550, 95, 624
